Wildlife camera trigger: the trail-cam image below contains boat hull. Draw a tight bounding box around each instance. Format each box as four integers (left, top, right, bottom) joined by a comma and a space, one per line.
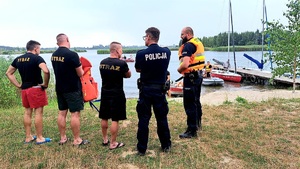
169, 86, 183, 96
211, 70, 242, 83
202, 77, 224, 86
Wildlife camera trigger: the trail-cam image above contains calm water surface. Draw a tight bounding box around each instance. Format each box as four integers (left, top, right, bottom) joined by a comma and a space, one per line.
5, 49, 272, 98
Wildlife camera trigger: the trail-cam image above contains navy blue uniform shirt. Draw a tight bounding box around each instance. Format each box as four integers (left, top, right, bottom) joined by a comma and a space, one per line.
135, 44, 171, 84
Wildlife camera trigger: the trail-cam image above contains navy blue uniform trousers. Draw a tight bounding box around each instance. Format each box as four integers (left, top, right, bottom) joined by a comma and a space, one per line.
136, 86, 171, 153
183, 74, 203, 132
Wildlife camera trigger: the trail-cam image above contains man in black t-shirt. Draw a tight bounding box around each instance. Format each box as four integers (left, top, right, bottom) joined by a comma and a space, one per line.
99, 41, 131, 150
6, 40, 51, 144
135, 27, 171, 156
51, 33, 89, 146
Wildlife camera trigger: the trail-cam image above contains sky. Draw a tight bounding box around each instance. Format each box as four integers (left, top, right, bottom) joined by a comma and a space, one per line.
0, 0, 290, 48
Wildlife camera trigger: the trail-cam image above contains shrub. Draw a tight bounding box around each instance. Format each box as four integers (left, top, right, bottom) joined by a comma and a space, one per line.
0, 56, 21, 108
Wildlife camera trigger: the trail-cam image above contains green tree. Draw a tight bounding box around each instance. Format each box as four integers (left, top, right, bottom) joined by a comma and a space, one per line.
265, 0, 300, 92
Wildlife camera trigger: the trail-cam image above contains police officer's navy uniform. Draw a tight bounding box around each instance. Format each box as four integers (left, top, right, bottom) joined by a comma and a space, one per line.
135, 44, 171, 155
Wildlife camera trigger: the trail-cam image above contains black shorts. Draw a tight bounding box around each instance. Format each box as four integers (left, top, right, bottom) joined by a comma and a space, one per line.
57, 91, 84, 112
99, 95, 126, 121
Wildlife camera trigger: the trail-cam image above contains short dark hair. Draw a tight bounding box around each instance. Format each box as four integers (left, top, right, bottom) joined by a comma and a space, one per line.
26, 40, 41, 51
145, 27, 160, 42
109, 41, 122, 52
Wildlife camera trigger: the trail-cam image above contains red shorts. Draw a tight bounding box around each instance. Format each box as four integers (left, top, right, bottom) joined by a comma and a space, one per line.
21, 86, 48, 108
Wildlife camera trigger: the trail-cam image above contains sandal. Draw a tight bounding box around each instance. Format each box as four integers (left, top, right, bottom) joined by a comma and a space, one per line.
102, 140, 110, 146
58, 138, 69, 145
109, 142, 125, 150
73, 139, 90, 146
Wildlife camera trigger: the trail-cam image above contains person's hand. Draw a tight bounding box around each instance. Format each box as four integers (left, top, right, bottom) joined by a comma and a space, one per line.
39, 84, 48, 90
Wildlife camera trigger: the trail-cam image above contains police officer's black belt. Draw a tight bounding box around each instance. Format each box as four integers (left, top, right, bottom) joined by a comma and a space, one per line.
142, 83, 164, 89
184, 70, 202, 76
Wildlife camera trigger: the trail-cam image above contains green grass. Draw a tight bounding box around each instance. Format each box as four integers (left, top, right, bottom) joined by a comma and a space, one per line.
0, 98, 299, 168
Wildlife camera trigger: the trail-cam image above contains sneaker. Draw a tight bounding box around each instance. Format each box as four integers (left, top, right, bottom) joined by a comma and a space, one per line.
162, 146, 171, 153
179, 130, 197, 138
137, 151, 145, 156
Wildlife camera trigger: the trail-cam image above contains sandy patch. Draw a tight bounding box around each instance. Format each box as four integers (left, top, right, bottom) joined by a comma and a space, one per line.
169, 89, 300, 106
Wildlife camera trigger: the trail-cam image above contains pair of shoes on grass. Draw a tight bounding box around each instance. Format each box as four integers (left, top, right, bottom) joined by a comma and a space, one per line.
24, 136, 52, 145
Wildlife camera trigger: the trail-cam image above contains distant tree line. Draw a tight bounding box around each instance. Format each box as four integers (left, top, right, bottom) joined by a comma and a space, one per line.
201, 29, 265, 47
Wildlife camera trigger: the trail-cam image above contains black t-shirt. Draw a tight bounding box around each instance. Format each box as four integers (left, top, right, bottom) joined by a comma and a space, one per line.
135, 44, 171, 84
11, 52, 45, 89
51, 47, 82, 93
99, 57, 129, 97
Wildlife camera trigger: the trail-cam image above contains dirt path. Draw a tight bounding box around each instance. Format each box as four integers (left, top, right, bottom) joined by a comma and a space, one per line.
169, 89, 300, 106
201, 89, 300, 106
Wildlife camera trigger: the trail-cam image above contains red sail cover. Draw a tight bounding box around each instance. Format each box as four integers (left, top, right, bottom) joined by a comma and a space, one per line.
80, 56, 99, 102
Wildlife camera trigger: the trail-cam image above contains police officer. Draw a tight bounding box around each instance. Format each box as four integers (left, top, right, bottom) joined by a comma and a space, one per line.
135, 27, 171, 156
177, 27, 205, 138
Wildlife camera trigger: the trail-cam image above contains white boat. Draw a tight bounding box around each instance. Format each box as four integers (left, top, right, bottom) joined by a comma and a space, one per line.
202, 77, 224, 86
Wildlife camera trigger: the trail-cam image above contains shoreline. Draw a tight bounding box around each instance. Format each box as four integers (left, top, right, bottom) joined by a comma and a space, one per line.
169, 89, 300, 106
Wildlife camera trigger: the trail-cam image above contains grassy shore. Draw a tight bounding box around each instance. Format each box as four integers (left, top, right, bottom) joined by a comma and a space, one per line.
0, 97, 299, 168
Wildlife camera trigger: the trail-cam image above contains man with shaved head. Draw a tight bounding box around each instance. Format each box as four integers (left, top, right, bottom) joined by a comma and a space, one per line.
99, 41, 131, 150
51, 33, 89, 146
177, 27, 205, 138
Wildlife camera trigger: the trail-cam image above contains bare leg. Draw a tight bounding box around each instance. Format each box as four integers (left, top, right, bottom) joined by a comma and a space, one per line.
34, 107, 45, 142
70, 111, 82, 144
24, 108, 33, 142
109, 121, 119, 148
101, 119, 109, 143
57, 110, 68, 142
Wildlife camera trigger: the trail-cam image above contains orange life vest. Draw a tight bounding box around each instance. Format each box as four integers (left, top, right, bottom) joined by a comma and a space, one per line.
178, 37, 205, 74
80, 57, 99, 102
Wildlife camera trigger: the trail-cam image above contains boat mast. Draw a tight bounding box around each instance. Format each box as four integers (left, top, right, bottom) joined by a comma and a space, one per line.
229, 0, 237, 73
261, 0, 265, 70
264, 0, 273, 70
227, 0, 230, 59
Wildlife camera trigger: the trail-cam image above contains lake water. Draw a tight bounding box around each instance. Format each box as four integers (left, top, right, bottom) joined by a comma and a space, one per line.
4, 49, 271, 98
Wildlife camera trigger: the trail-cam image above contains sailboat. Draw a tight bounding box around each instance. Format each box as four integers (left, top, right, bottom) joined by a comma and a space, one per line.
211, 0, 242, 83
243, 0, 273, 71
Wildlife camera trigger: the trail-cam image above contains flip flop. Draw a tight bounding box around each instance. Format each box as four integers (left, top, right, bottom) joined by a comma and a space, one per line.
36, 138, 52, 145
109, 142, 125, 150
24, 135, 37, 144
73, 139, 90, 147
102, 140, 110, 146
58, 138, 69, 145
